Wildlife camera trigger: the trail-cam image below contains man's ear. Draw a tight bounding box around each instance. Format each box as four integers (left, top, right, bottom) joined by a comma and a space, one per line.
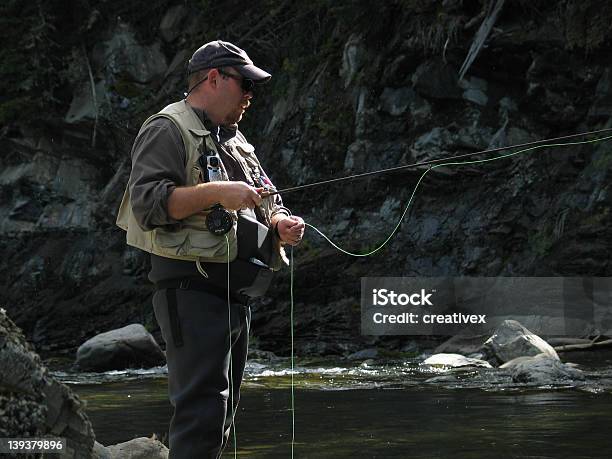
208, 68, 220, 88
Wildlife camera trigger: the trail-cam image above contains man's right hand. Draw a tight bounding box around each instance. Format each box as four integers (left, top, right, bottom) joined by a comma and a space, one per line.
168, 181, 263, 220
216, 181, 263, 210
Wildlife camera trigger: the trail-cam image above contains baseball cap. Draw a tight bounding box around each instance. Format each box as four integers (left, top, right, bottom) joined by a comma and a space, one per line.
187, 40, 271, 82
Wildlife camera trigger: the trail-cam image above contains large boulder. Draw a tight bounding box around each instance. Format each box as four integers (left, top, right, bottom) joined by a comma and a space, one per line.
481, 320, 560, 365
500, 353, 585, 385
75, 324, 165, 372
0, 308, 95, 457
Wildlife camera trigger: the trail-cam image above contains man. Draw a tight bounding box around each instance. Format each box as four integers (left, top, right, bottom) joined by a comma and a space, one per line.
116, 40, 305, 458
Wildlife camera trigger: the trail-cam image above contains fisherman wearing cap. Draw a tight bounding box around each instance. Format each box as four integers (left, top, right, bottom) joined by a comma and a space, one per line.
116, 40, 304, 458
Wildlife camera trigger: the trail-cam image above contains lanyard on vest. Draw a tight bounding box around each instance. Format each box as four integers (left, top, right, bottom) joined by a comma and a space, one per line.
198, 138, 234, 236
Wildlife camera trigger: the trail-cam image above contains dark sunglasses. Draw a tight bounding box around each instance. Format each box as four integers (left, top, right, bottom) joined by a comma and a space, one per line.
218, 68, 255, 93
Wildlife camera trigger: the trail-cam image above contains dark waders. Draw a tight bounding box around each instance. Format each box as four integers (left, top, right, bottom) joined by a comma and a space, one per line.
153, 286, 250, 458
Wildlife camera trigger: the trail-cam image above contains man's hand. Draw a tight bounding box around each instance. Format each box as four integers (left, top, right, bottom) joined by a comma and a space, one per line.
276, 216, 305, 246
217, 182, 263, 210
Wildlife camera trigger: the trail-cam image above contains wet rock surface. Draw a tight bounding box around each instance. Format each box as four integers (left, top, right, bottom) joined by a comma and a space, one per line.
500, 353, 585, 385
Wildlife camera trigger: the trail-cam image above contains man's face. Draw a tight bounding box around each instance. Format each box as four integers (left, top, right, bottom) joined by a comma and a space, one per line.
216, 67, 253, 126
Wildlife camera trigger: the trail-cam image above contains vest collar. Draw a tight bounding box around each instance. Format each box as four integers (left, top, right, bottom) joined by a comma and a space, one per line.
183, 100, 239, 144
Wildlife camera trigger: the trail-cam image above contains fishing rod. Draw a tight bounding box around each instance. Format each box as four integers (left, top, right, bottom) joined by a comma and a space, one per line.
262, 127, 612, 197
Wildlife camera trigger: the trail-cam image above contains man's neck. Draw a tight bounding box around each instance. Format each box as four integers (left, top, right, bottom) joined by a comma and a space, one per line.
185, 95, 221, 126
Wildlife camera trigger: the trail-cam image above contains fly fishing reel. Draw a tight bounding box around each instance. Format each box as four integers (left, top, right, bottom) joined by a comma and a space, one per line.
206, 204, 233, 235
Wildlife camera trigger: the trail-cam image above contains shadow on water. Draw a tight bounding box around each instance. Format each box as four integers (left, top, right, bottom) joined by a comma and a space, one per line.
65, 359, 612, 458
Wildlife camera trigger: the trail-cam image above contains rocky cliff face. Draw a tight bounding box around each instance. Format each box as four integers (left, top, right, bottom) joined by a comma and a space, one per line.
1, 1, 611, 356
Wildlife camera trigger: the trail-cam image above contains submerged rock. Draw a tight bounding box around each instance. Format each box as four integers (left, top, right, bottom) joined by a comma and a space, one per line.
482, 320, 559, 365
501, 353, 585, 385
422, 353, 492, 368
0, 308, 95, 456
75, 324, 165, 372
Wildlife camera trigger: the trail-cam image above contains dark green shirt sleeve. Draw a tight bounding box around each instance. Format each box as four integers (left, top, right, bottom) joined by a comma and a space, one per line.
129, 118, 186, 231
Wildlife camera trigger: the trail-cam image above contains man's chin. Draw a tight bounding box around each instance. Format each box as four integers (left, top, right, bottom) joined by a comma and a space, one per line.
225, 113, 243, 125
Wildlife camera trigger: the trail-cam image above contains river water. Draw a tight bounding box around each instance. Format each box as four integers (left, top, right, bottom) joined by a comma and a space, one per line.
55, 356, 612, 458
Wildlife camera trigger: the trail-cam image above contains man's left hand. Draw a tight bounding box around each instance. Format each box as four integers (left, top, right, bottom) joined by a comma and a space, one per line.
276, 216, 305, 246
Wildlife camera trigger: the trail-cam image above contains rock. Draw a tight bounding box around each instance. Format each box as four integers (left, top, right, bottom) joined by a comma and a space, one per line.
378, 86, 432, 123
488, 121, 508, 149
409, 117, 492, 164
500, 353, 585, 384
0, 151, 59, 188
381, 54, 412, 86
340, 34, 366, 88
588, 94, 612, 122
410, 127, 453, 159
92, 441, 112, 459
298, 340, 346, 356
412, 59, 461, 100
422, 353, 492, 368
354, 86, 374, 138
75, 324, 166, 372
379, 87, 414, 116
434, 331, 492, 355
400, 340, 419, 354
164, 50, 190, 80
347, 348, 379, 360
248, 348, 279, 360
65, 79, 108, 123
546, 337, 593, 346
0, 308, 95, 457
266, 78, 298, 134
92, 22, 167, 84
159, 5, 187, 42
498, 96, 518, 119
459, 76, 488, 106
107, 437, 169, 459
481, 320, 560, 365
344, 139, 372, 172
379, 196, 401, 225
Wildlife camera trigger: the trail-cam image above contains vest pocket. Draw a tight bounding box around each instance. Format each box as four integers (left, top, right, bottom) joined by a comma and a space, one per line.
185, 231, 225, 250
154, 230, 188, 253
154, 227, 236, 258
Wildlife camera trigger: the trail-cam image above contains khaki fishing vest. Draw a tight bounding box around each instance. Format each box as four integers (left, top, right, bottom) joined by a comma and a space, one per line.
116, 100, 276, 264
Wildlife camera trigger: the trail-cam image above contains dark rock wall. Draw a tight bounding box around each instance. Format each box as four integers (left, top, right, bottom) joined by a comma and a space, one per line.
1, 1, 612, 355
